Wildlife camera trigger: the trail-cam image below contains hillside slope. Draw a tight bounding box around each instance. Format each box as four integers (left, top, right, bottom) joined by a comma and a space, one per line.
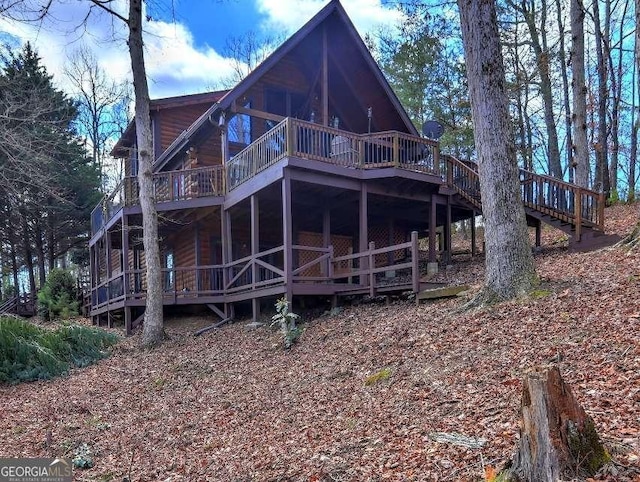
1, 204, 639, 481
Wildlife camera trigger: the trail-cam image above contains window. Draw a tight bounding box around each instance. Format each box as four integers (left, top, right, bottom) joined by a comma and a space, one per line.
164, 252, 174, 290
228, 101, 252, 145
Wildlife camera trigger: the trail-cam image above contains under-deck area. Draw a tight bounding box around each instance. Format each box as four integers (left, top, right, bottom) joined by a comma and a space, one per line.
89, 121, 479, 332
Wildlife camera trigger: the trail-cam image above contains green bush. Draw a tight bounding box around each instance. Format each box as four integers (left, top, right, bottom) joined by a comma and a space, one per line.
0, 317, 119, 383
38, 269, 79, 320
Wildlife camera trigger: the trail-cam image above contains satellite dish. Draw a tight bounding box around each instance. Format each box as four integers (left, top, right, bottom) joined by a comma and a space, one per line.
422, 120, 444, 140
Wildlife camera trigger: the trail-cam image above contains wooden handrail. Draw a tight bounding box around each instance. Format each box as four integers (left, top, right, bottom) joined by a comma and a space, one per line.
442, 154, 605, 233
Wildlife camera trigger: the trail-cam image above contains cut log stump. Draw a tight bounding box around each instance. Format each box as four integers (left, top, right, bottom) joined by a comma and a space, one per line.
505, 366, 609, 481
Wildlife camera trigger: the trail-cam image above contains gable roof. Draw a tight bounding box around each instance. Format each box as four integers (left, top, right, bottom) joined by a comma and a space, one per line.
153, 0, 417, 170
111, 90, 228, 157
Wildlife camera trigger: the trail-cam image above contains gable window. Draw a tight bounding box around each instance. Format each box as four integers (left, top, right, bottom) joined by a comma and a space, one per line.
228, 101, 252, 145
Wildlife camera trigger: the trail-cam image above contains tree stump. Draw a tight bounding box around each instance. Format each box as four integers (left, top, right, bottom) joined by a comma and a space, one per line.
506, 366, 609, 481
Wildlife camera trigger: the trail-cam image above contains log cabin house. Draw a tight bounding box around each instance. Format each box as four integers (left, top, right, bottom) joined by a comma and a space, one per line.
88, 0, 606, 333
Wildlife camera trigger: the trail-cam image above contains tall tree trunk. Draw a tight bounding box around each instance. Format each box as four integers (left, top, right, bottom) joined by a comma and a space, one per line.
128, 0, 164, 346
592, 0, 610, 197
9, 234, 19, 294
630, 39, 638, 202
457, 0, 536, 301
21, 214, 36, 294
34, 220, 46, 287
520, 0, 563, 178
571, 0, 589, 187
555, 0, 574, 182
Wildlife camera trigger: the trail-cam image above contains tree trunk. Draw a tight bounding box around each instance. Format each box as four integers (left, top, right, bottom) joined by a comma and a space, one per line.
128, 0, 164, 346
9, 234, 19, 294
457, 0, 536, 301
555, 0, 574, 182
21, 214, 36, 294
521, 0, 563, 179
592, 0, 610, 197
571, 0, 589, 188
506, 366, 609, 481
34, 220, 46, 287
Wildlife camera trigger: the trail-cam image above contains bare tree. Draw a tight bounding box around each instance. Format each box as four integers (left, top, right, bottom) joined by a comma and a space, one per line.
457, 0, 536, 302
65, 45, 131, 192
220, 30, 284, 87
508, 0, 563, 179
0, 0, 165, 345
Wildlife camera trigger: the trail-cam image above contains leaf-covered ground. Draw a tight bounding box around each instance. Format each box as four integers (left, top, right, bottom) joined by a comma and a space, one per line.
1, 204, 639, 481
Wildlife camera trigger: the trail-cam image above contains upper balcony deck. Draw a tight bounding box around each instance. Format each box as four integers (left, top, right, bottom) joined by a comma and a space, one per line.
91, 118, 443, 236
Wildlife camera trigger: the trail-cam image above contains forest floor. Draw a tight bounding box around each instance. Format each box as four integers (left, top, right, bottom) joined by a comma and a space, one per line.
1, 204, 639, 481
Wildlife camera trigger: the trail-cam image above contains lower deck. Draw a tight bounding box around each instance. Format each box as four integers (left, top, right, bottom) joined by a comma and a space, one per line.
89, 148, 480, 333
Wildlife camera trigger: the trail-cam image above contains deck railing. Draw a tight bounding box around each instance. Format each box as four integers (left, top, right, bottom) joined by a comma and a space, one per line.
227, 119, 289, 190
331, 232, 420, 296
288, 119, 439, 174
92, 120, 440, 228
90, 180, 125, 234
91, 166, 225, 234
124, 165, 226, 206
443, 155, 605, 234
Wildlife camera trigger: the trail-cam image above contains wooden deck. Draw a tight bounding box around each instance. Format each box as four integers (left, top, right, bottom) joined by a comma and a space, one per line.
89, 119, 608, 331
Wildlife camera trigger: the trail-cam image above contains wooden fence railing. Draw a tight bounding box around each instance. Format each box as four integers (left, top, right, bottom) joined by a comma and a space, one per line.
443, 155, 605, 236
89, 235, 421, 311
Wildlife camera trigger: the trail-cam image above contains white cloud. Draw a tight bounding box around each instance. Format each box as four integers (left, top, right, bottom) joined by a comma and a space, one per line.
0, 2, 236, 99
255, 0, 402, 38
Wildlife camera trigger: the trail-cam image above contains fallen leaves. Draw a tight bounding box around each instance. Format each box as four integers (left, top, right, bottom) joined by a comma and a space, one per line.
0, 204, 639, 480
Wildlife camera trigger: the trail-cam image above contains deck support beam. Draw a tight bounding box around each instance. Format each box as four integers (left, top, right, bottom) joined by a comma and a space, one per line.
427, 198, 438, 275
535, 220, 542, 247
251, 194, 260, 321
322, 208, 331, 276
122, 215, 130, 301
282, 170, 293, 304
194, 222, 201, 292
359, 183, 368, 286
443, 197, 452, 265
221, 207, 232, 315
471, 211, 477, 256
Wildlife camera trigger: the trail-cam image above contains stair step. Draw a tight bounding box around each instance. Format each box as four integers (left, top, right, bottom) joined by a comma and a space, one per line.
417, 285, 469, 301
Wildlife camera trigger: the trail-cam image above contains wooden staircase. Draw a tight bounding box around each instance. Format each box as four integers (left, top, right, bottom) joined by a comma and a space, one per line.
442, 155, 610, 247
0, 293, 37, 317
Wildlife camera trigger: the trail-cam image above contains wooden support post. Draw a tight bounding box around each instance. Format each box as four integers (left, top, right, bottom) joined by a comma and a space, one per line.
535, 220, 542, 248
444, 197, 452, 265
322, 208, 331, 276
368, 241, 375, 297
322, 26, 329, 126
574, 188, 582, 242
471, 211, 477, 256
194, 223, 201, 292
122, 216, 130, 296
282, 171, 293, 304
429, 200, 437, 263
359, 184, 368, 286
411, 231, 419, 293
251, 194, 260, 321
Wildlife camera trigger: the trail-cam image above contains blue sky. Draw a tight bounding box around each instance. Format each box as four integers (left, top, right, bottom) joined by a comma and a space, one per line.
0, 0, 402, 99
